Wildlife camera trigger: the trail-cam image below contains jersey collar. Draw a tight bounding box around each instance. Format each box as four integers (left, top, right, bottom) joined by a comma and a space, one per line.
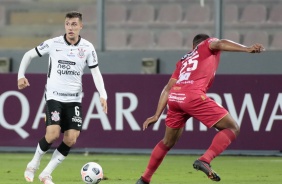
64, 34, 81, 46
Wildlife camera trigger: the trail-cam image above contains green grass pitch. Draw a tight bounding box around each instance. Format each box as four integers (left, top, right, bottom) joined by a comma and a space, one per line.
1, 153, 281, 184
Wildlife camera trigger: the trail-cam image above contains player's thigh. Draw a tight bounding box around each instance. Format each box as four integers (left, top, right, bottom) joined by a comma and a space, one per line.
187, 96, 228, 128
45, 124, 61, 142
62, 102, 83, 132
214, 113, 240, 135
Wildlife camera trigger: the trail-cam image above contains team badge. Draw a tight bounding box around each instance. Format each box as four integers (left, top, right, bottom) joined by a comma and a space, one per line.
77, 48, 86, 58
51, 111, 60, 122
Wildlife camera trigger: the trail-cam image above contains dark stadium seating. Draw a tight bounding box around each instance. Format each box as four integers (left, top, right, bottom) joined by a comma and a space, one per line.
105, 4, 127, 25
183, 4, 211, 24
225, 31, 240, 43
78, 5, 97, 25
129, 30, 155, 49
156, 30, 183, 50
224, 4, 238, 24
106, 30, 128, 50
239, 4, 267, 24
0, 0, 281, 50
268, 5, 282, 24
243, 31, 269, 48
128, 4, 155, 24
270, 32, 282, 50
0, 6, 6, 26
156, 4, 182, 23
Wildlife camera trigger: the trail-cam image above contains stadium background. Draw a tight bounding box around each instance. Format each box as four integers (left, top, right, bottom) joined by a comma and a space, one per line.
0, 0, 281, 155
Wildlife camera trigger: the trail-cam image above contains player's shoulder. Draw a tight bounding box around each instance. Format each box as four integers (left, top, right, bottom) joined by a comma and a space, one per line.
198, 37, 219, 50
79, 37, 95, 48
79, 38, 93, 46
46, 35, 65, 45
207, 37, 219, 43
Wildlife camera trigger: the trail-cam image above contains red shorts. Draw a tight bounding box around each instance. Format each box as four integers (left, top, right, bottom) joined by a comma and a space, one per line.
166, 90, 228, 129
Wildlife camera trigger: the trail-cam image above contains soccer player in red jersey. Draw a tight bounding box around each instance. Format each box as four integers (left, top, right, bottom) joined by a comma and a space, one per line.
136, 34, 264, 184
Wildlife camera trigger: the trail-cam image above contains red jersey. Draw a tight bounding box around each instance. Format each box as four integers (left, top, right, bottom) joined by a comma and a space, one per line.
171, 38, 221, 93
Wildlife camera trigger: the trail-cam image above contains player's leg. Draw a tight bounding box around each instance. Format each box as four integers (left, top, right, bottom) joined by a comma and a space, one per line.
39, 102, 82, 184
193, 113, 239, 181
24, 100, 61, 182
137, 126, 184, 184
39, 129, 80, 183
187, 95, 236, 181
199, 113, 239, 163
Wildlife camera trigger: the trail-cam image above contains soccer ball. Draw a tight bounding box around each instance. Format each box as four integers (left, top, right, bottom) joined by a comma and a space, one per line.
81, 162, 103, 184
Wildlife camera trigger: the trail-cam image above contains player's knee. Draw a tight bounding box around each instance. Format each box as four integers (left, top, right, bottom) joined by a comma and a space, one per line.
233, 123, 240, 136
63, 137, 77, 147
45, 132, 60, 143
162, 139, 176, 148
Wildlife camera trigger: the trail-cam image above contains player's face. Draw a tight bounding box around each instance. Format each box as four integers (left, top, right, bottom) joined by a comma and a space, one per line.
65, 18, 83, 42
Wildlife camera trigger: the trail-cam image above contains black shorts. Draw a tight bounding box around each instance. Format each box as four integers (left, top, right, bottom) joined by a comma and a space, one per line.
45, 99, 82, 133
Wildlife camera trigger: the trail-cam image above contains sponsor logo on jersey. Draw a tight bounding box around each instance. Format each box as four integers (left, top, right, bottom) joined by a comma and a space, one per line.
72, 116, 82, 123
38, 42, 49, 50
77, 48, 86, 58
57, 69, 81, 76
58, 60, 76, 65
168, 93, 186, 103
67, 51, 76, 57
57, 61, 80, 76
51, 111, 60, 122
53, 91, 79, 97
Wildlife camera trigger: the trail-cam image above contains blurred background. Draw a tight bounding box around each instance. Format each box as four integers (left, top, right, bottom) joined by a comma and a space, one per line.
0, 0, 281, 74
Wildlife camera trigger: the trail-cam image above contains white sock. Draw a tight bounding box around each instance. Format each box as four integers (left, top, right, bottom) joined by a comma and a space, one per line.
41, 149, 66, 175
28, 144, 46, 169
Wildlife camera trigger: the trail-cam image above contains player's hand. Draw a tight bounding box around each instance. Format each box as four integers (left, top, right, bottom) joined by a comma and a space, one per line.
18, 77, 30, 90
247, 43, 265, 53
143, 115, 159, 131
100, 98, 107, 114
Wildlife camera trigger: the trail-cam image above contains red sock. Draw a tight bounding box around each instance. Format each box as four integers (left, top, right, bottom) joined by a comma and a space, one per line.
142, 140, 171, 183
199, 129, 236, 164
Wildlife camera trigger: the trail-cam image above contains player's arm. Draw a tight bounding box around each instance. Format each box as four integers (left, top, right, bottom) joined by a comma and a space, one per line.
143, 78, 177, 130
209, 39, 265, 53
90, 66, 108, 114
17, 48, 38, 90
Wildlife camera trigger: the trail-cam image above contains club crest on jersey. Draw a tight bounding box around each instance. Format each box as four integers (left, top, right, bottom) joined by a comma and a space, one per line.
51, 111, 60, 122
77, 48, 86, 58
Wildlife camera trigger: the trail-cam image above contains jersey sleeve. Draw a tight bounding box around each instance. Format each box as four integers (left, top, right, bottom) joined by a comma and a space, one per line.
206, 37, 220, 55
87, 44, 99, 69
171, 61, 181, 79
35, 38, 53, 57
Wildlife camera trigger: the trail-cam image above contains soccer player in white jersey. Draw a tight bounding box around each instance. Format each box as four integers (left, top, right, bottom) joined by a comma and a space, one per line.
18, 11, 107, 184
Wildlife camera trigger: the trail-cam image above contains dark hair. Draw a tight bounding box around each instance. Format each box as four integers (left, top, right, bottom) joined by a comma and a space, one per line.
65, 11, 82, 21
193, 34, 210, 46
